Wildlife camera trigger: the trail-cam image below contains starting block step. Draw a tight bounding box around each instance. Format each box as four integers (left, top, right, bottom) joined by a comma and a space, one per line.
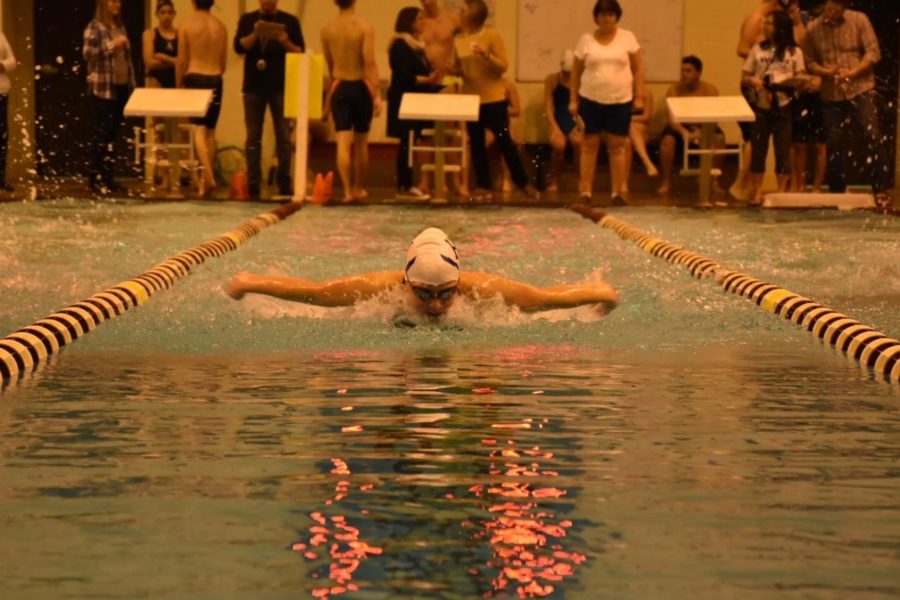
763, 192, 875, 211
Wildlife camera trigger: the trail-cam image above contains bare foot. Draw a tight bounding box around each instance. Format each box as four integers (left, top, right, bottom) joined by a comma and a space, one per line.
657, 184, 670, 195
351, 188, 369, 201
546, 180, 559, 192
646, 164, 659, 177
199, 178, 217, 199
729, 183, 750, 201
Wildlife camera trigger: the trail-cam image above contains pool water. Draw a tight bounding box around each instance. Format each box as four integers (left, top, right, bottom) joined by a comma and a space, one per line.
1, 202, 898, 599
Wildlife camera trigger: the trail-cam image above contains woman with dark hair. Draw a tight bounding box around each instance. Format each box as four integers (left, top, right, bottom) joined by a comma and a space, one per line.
454, 0, 538, 202
143, 0, 178, 89
387, 6, 442, 201
742, 9, 806, 204
83, 0, 136, 195
569, 0, 645, 206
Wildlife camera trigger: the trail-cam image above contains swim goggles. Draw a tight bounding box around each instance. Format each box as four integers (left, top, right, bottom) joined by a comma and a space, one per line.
411, 286, 458, 301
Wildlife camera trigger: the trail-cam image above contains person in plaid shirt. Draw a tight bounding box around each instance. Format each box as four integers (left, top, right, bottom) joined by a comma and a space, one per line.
83, 0, 136, 195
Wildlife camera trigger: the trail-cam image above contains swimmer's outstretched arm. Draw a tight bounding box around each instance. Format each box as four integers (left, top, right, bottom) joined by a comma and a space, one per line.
225, 271, 404, 306
461, 272, 620, 314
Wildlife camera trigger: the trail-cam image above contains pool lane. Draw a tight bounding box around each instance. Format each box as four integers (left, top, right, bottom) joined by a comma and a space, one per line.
0, 203, 304, 384
572, 204, 900, 383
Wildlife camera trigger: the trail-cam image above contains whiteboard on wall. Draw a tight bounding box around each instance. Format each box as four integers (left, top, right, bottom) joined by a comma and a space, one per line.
517, 0, 684, 82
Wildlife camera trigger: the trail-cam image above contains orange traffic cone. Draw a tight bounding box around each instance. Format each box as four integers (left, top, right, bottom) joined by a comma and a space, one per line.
230, 170, 249, 200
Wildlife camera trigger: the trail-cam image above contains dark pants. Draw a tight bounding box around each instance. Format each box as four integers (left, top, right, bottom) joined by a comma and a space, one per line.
750, 106, 792, 175
89, 85, 129, 186
395, 122, 422, 189
821, 91, 888, 194
244, 92, 293, 194
0, 94, 8, 185
467, 100, 529, 190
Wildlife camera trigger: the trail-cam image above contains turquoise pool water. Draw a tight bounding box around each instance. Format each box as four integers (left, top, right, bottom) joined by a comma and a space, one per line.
1, 202, 898, 599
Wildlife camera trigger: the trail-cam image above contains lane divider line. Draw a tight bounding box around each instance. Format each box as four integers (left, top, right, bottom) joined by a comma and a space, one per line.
0, 203, 303, 384
571, 204, 900, 383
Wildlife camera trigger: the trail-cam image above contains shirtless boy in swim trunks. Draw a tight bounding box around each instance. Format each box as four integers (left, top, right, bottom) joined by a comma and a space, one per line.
419, 0, 460, 76
176, 0, 227, 197
321, 0, 382, 202
225, 228, 620, 323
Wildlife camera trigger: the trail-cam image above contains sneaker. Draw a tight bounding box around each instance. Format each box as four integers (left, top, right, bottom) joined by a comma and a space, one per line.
396, 186, 431, 201
611, 194, 628, 206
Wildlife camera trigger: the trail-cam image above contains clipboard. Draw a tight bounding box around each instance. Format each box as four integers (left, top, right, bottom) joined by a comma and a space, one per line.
256, 20, 286, 40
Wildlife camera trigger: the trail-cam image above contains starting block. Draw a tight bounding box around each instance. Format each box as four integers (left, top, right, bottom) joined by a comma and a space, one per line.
763, 192, 875, 211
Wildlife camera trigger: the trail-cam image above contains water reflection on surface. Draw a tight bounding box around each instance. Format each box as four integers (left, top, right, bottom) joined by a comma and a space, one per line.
0, 345, 898, 599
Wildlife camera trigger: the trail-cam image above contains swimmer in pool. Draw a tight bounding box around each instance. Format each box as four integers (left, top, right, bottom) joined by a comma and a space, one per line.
225, 227, 619, 322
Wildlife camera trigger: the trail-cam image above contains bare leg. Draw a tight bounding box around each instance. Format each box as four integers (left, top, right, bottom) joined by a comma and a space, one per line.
730, 142, 752, 200
607, 134, 628, 199
629, 122, 658, 176
812, 143, 826, 192
749, 172, 764, 205
657, 134, 676, 195
193, 125, 216, 197
352, 132, 369, 200
579, 133, 601, 197
547, 129, 567, 192
335, 131, 353, 201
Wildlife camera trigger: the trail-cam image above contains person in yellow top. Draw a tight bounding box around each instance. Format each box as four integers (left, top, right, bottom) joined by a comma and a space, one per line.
454, 0, 538, 202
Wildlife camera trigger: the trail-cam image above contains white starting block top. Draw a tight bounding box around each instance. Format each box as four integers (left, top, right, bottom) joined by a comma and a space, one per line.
764, 192, 876, 210
667, 95, 755, 124
399, 93, 480, 122
124, 88, 214, 118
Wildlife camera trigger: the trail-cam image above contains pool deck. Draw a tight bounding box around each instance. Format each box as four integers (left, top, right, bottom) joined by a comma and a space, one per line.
1, 174, 897, 213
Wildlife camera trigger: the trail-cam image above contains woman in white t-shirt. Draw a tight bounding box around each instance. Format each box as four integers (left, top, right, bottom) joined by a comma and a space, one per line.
742, 10, 806, 205
569, 0, 645, 206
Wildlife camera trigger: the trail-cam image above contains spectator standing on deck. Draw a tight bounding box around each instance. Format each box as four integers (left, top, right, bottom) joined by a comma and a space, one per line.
143, 0, 178, 89
387, 6, 442, 201
543, 51, 582, 193
455, 0, 538, 202
321, 0, 382, 203
733, 0, 786, 201
176, 0, 228, 198
83, 0, 136, 195
0, 29, 16, 194
569, 0, 646, 206
742, 10, 806, 205
803, 0, 891, 207
786, 0, 826, 193
234, 0, 305, 199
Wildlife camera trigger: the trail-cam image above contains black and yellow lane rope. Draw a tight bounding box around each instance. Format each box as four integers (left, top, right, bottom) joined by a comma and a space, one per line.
572, 204, 900, 383
0, 203, 304, 383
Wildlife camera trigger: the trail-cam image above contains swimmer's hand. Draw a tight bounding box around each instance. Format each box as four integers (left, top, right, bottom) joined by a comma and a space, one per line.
225, 272, 251, 300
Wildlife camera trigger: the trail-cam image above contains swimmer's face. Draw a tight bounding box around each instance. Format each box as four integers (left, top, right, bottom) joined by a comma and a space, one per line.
407, 280, 460, 320
680, 63, 700, 86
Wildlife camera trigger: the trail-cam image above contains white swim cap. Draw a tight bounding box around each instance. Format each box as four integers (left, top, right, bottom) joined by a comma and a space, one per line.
404, 228, 460, 286
560, 50, 575, 72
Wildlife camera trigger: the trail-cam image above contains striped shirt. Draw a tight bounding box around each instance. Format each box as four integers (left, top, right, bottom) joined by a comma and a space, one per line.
802, 9, 880, 101
82, 19, 135, 99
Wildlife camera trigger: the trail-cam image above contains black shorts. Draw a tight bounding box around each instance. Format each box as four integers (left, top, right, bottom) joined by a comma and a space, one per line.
791, 93, 826, 143
660, 124, 725, 158
183, 73, 223, 129
578, 97, 632, 136
331, 80, 373, 133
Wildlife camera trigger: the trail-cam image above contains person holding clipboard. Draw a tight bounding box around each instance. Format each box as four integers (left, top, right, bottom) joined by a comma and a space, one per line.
234, 0, 305, 199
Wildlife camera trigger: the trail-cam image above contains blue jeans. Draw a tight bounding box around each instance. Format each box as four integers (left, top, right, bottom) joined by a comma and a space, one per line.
821, 91, 888, 194
243, 92, 293, 194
